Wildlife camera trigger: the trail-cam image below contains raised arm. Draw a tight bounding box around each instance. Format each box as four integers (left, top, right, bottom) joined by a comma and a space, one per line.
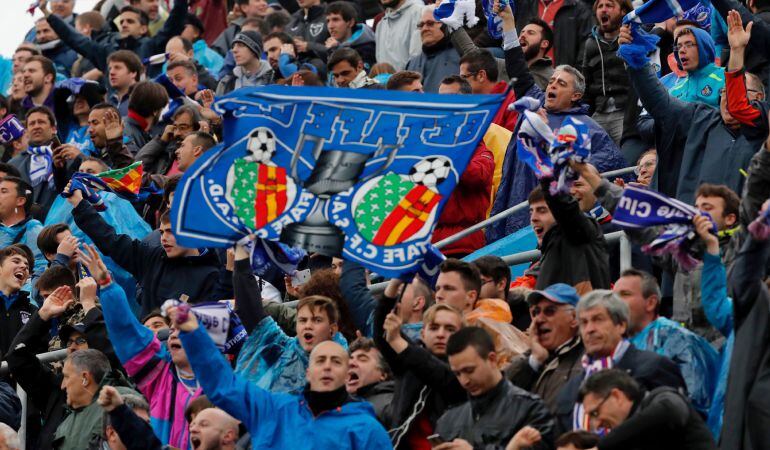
176, 312, 278, 432
41, 2, 113, 72
147, 0, 189, 54
499, 3, 539, 100
542, 178, 598, 245
233, 243, 265, 333
339, 260, 377, 336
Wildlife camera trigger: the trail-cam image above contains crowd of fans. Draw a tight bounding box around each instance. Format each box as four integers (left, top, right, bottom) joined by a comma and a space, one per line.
0, 0, 767, 448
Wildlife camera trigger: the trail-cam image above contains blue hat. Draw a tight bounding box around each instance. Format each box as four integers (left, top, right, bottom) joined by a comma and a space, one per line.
527, 283, 579, 307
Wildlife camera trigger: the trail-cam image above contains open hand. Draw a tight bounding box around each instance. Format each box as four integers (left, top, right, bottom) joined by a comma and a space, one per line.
39, 286, 74, 321
56, 234, 79, 258
102, 108, 124, 142
727, 10, 752, 50
76, 244, 110, 284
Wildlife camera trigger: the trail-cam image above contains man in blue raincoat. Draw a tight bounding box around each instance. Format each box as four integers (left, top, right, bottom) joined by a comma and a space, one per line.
613, 268, 719, 416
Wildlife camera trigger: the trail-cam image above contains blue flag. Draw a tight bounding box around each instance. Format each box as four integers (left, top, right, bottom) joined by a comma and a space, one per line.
171, 86, 501, 278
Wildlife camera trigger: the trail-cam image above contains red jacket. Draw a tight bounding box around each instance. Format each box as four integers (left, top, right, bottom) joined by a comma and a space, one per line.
491, 81, 518, 131
432, 143, 495, 256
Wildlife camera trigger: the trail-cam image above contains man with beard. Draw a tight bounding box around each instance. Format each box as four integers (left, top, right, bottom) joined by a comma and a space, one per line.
34, 18, 78, 79
20, 57, 57, 115
580, 0, 633, 144
519, 19, 554, 90
137, 105, 202, 176
405, 5, 461, 93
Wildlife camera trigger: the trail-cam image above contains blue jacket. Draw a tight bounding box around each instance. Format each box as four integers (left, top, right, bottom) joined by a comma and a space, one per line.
41, 41, 79, 78
181, 326, 393, 450
701, 251, 733, 440
669, 27, 724, 109
630, 316, 719, 416
487, 84, 627, 240
235, 316, 348, 394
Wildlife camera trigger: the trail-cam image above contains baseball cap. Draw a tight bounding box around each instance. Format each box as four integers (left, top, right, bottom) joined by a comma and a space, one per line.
526, 283, 579, 307
59, 322, 88, 345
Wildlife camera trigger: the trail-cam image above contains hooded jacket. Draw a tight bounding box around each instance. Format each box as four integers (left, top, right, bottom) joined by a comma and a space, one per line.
192, 38, 225, 76
334, 24, 377, 68
71, 201, 221, 317
216, 62, 274, 95
0, 217, 46, 278
46, 0, 188, 77
627, 62, 763, 206
375, 0, 424, 70
581, 27, 630, 114
406, 35, 461, 94
99, 282, 201, 450
669, 27, 725, 109
181, 325, 393, 449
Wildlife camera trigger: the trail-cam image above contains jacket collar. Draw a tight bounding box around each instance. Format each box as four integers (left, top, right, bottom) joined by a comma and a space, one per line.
384, 0, 416, 19
469, 377, 508, 416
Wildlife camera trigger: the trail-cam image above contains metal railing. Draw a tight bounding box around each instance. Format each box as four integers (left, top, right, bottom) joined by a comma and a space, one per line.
434, 165, 638, 250
1, 349, 68, 450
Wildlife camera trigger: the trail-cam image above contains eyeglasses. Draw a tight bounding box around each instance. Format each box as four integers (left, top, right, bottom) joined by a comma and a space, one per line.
460, 71, 479, 80
586, 394, 610, 419
67, 336, 87, 347
480, 277, 495, 286
530, 304, 566, 318
416, 20, 440, 28
673, 41, 697, 52
633, 159, 656, 176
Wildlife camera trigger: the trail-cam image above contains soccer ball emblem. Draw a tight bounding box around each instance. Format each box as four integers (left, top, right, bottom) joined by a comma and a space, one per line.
246, 127, 277, 164
409, 156, 452, 189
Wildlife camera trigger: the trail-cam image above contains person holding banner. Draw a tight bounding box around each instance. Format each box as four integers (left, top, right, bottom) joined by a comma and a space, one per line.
231, 240, 348, 394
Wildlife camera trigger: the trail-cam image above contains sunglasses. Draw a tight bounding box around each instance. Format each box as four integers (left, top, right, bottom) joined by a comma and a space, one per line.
530, 304, 568, 317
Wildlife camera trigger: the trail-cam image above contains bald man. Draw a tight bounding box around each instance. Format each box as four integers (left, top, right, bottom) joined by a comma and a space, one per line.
189, 408, 239, 450
171, 305, 393, 449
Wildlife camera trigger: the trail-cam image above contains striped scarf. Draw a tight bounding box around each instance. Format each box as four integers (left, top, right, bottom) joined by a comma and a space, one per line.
573, 339, 630, 431
25, 146, 53, 188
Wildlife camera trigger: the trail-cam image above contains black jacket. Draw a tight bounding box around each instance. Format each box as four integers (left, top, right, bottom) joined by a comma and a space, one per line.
554, 344, 687, 435
373, 293, 466, 448
46, 0, 187, 76
514, 0, 592, 67
721, 234, 770, 450
535, 178, 611, 293
287, 5, 330, 62
72, 201, 222, 316
354, 380, 395, 426
5, 307, 117, 450
581, 28, 630, 115
435, 379, 555, 450
597, 387, 716, 450
104, 404, 164, 450
0, 382, 20, 431
0, 291, 37, 358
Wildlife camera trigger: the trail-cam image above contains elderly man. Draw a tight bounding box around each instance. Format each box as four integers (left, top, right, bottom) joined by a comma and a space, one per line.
553, 290, 685, 433
506, 283, 584, 413
488, 4, 627, 239
172, 307, 392, 449
405, 6, 460, 93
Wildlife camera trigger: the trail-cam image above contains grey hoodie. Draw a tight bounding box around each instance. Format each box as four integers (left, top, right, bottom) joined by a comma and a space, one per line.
375, 0, 424, 70
216, 61, 275, 95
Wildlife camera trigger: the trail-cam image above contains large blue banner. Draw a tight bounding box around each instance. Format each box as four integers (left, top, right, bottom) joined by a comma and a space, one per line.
171, 86, 502, 277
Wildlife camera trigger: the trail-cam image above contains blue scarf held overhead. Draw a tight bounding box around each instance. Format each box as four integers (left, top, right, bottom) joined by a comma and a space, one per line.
612, 185, 715, 271
162, 299, 247, 355
618, 0, 703, 68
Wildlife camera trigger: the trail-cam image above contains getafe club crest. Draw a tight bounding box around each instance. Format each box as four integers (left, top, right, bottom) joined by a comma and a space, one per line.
309, 23, 324, 37
226, 127, 298, 230
171, 86, 501, 278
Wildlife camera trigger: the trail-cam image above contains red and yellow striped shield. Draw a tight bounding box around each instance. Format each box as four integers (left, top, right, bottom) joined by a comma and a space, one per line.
372, 185, 441, 246
254, 165, 288, 229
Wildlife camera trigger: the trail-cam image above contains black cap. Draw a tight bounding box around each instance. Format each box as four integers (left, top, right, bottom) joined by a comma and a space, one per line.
59, 322, 87, 345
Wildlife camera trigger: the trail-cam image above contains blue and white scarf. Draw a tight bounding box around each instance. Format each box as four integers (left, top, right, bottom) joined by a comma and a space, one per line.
162, 299, 247, 354
549, 116, 591, 195
25, 146, 53, 188
612, 185, 714, 271
618, 0, 701, 68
